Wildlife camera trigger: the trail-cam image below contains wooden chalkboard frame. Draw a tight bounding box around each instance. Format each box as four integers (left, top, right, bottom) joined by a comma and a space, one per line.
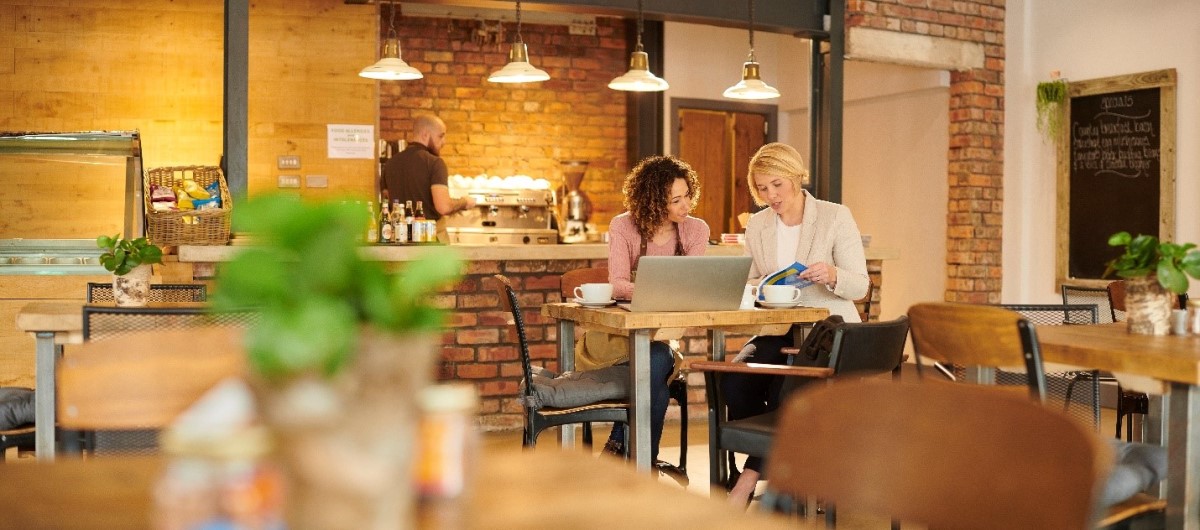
1056, 69, 1176, 287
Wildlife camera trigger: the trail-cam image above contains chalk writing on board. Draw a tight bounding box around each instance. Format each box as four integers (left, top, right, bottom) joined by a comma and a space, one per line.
1071, 93, 1160, 179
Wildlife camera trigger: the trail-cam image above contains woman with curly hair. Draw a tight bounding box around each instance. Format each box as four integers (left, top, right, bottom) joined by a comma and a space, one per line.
597, 155, 709, 463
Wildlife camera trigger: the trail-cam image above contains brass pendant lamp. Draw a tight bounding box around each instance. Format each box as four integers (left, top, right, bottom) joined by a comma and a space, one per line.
608, 0, 668, 92
488, 0, 550, 83
359, 0, 423, 81
723, 0, 780, 100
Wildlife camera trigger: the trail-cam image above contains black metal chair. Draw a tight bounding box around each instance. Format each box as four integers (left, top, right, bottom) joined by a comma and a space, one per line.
492, 275, 629, 450
86, 282, 207, 303
1106, 280, 1173, 441
998, 304, 1102, 431
73, 305, 258, 455
693, 316, 910, 492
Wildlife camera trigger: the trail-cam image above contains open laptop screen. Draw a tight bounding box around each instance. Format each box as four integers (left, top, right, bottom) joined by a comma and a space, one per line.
619, 256, 752, 312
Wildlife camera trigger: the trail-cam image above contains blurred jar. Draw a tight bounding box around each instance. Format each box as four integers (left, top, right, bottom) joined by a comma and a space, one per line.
1189, 299, 1200, 334
153, 426, 284, 530
414, 383, 479, 500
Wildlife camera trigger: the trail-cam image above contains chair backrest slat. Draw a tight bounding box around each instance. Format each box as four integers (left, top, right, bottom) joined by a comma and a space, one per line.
1061, 284, 1116, 323
767, 380, 1111, 530
492, 275, 535, 399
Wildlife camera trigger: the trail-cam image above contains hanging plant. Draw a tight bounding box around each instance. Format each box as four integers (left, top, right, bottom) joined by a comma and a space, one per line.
1036, 79, 1069, 143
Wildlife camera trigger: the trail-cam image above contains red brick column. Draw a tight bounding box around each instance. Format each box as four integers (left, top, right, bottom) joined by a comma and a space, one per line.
846, 0, 1005, 303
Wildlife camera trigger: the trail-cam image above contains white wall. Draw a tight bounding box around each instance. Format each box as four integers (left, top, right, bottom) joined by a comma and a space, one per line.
1005, 0, 1200, 302
664, 22, 950, 320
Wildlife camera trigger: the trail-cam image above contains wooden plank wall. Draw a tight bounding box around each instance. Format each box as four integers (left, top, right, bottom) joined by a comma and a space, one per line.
0, 0, 379, 240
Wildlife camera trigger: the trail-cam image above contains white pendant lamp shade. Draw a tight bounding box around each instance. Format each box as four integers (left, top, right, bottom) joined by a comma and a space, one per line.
609, 50, 668, 92
723, 59, 779, 100
488, 42, 550, 83
724, 0, 780, 100
359, 38, 423, 81
609, 0, 667, 92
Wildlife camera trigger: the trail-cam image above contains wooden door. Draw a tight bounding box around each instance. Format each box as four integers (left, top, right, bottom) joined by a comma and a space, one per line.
678, 109, 767, 234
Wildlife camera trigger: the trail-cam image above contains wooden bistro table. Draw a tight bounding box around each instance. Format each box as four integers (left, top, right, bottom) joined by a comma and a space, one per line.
14, 301, 204, 461
0, 446, 803, 529
541, 302, 828, 470
1035, 323, 1200, 530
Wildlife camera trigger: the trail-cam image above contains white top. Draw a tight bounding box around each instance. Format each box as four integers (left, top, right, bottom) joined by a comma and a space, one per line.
775, 216, 802, 269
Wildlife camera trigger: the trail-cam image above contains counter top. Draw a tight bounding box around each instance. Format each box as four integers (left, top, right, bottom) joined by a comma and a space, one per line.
179, 243, 899, 262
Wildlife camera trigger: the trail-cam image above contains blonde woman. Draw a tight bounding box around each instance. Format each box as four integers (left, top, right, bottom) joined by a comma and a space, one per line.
725, 142, 869, 505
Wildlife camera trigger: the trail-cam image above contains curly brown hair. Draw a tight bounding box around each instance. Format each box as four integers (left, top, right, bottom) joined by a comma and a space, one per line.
621, 155, 700, 240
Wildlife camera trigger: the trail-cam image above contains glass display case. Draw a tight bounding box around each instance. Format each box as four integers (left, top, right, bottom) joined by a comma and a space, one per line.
0, 131, 144, 274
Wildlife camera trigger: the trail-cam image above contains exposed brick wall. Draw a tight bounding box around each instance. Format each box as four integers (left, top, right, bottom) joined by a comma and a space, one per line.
378, 14, 631, 229
846, 0, 1005, 303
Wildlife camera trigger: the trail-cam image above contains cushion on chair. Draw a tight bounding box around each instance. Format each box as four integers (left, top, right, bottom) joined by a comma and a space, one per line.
519, 366, 629, 409
0, 387, 35, 430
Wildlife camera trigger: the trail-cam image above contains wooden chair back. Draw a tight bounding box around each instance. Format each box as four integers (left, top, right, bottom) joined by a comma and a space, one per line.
767, 379, 1112, 530
58, 326, 245, 430
1107, 281, 1127, 313
908, 302, 1047, 399
561, 267, 609, 300
854, 278, 874, 322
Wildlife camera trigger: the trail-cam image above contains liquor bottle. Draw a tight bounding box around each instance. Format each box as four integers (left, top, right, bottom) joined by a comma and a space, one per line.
405, 200, 416, 242
380, 201, 393, 243
414, 201, 427, 242
366, 201, 379, 244
392, 200, 407, 244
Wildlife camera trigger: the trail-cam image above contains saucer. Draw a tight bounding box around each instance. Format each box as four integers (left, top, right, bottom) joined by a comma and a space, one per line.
758, 300, 802, 309
575, 297, 616, 308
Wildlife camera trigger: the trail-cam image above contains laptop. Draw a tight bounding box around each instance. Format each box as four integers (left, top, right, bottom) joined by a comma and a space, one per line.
619, 255, 753, 312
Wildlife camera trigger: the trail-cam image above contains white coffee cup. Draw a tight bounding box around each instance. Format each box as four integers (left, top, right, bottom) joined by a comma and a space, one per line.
761, 285, 801, 304
574, 283, 613, 303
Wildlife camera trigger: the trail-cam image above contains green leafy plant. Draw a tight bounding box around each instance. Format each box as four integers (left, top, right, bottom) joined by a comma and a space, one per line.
1104, 231, 1200, 294
1036, 79, 1069, 143
96, 234, 163, 276
211, 194, 463, 382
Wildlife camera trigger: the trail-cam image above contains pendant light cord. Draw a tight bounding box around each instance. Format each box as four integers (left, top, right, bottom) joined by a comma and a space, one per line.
515, 0, 524, 44
387, 0, 398, 40
747, 0, 756, 60
635, 0, 645, 51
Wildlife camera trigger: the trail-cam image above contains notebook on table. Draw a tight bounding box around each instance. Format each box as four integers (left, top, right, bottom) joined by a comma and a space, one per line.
618, 255, 753, 312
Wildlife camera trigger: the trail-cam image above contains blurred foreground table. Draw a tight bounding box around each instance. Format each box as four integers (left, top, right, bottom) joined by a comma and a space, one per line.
0, 447, 800, 529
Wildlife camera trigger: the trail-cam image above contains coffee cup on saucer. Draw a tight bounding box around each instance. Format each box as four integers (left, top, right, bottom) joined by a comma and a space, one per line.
762, 285, 801, 305
574, 283, 613, 304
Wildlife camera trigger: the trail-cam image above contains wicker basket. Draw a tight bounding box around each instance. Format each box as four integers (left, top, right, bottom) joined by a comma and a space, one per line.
144, 166, 232, 246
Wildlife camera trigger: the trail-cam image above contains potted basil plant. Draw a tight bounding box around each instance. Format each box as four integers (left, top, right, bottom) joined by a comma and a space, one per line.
1104, 231, 1200, 335
96, 234, 163, 307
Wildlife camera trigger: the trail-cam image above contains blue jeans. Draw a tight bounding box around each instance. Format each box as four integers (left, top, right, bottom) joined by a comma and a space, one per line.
607, 340, 674, 462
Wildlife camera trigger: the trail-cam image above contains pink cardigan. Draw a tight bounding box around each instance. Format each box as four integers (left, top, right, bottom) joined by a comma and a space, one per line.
607, 213, 710, 300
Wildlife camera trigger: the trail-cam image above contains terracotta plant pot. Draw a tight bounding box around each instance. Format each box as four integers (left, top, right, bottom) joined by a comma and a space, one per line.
1124, 276, 1174, 335
112, 263, 152, 307
255, 328, 438, 530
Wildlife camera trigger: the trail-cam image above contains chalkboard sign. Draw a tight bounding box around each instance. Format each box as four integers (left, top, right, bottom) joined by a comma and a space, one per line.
1056, 69, 1176, 284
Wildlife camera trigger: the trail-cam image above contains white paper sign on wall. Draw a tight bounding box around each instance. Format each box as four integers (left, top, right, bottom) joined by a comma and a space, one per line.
327, 124, 375, 159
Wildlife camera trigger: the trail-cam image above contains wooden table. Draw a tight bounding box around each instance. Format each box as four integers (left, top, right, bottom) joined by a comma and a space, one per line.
13, 301, 203, 460
1036, 323, 1200, 529
541, 303, 828, 470
0, 448, 803, 529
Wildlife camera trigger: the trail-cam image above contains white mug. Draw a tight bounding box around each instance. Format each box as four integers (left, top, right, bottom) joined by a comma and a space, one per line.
573, 283, 613, 303
761, 285, 801, 304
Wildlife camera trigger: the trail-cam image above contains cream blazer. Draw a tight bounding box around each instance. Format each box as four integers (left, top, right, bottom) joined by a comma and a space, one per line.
744, 190, 869, 322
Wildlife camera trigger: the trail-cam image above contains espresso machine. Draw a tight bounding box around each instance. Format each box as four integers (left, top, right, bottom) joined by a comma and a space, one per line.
560, 160, 592, 243
442, 175, 559, 245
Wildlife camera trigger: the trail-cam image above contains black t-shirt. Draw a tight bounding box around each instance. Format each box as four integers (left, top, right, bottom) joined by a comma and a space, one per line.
380, 142, 448, 220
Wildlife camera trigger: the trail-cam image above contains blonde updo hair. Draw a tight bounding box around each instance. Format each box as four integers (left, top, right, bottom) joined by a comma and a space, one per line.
747, 142, 809, 207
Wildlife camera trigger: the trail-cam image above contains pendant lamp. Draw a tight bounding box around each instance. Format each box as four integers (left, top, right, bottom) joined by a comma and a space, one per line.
359, 0, 423, 81
488, 0, 550, 83
723, 0, 779, 100
608, 0, 668, 92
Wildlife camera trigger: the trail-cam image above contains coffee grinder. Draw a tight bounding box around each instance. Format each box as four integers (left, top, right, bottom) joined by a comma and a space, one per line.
560, 160, 592, 243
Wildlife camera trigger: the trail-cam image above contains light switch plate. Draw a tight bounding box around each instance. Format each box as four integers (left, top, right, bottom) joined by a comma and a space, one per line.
277, 155, 301, 170
277, 174, 300, 188
306, 174, 328, 188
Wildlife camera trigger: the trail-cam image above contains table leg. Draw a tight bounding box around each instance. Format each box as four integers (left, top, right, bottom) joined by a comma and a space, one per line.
628, 329, 652, 471
34, 331, 60, 462
707, 329, 726, 362
557, 320, 576, 449
1164, 382, 1200, 530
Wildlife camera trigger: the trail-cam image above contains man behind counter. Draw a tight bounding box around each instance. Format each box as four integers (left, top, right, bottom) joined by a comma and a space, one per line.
381, 113, 475, 221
